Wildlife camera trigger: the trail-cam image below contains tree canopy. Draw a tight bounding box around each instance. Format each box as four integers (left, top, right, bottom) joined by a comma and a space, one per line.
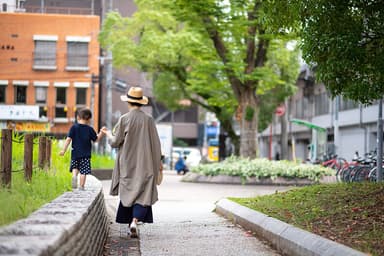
291, 0, 384, 103
99, 0, 300, 157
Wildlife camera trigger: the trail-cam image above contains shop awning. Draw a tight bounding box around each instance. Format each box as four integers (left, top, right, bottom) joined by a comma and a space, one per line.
290, 118, 326, 132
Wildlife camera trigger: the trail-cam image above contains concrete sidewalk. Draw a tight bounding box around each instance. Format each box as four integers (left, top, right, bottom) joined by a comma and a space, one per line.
102, 171, 283, 256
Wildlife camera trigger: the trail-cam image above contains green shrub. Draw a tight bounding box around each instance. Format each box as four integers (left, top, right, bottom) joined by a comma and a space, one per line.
191, 156, 334, 181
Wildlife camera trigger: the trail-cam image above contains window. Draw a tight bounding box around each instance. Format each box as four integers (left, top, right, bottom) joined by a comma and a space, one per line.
35, 87, 47, 104
55, 87, 67, 118
18, 0, 25, 9
340, 96, 359, 111
35, 87, 47, 118
15, 86, 26, 104
0, 86, 5, 103
314, 92, 330, 115
66, 42, 88, 71
295, 98, 312, 118
2, 3, 7, 12
33, 35, 57, 70
76, 87, 87, 105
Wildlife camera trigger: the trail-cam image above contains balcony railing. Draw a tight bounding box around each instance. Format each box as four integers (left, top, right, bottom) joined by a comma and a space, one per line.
25, 6, 99, 15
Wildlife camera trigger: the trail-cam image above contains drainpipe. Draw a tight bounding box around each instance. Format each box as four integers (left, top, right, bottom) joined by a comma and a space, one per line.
40, 0, 44, 13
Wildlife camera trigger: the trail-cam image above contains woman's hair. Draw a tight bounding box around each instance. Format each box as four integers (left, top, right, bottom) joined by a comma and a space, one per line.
77, 107, 92, 120
128, 102, 143, 107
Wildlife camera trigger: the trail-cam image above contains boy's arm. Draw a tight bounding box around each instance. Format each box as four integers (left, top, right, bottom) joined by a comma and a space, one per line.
95, 126, 107, 142
60, 137, 72, 156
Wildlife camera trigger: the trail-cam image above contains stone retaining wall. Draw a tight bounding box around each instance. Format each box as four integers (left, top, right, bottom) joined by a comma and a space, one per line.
0, 175, 109, 256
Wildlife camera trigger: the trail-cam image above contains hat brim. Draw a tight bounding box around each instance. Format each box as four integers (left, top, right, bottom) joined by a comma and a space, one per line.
120, 95, 148, 105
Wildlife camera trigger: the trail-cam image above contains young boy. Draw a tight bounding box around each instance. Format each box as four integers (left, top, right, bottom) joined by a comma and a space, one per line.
60, 107, 105, 190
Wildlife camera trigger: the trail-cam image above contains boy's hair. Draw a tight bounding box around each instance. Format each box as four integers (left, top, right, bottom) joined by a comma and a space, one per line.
77, 108, 92, 120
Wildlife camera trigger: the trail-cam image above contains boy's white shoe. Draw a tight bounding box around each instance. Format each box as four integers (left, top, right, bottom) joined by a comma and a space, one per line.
71, 176, 77, 189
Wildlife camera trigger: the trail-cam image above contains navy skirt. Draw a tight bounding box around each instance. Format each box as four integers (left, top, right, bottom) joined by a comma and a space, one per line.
116, 201, 153, 224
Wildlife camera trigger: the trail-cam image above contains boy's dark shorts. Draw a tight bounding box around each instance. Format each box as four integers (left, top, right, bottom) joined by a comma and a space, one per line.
70, 157, 91, 175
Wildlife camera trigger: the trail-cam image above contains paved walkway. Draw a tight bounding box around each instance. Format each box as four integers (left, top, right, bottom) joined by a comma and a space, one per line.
102, 171, 290, 256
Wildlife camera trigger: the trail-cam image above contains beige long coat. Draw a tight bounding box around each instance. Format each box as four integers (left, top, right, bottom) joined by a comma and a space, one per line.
108, 108, 162, 207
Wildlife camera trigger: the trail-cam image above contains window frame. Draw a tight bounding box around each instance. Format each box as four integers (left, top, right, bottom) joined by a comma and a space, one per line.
33, 35, 58, 70
0, 80, 7, 104
13, 81, 29, 104
34, 81, 49, 120
54, 82, 69, 122
65, 36, 90, 71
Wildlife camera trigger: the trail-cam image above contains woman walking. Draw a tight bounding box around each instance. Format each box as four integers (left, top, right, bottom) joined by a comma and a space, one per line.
103, 87, 162, 238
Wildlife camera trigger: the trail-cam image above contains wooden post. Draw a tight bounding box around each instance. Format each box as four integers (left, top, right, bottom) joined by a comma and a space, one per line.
38, 136, 47, 170
1, 129, 12, 188
45, 138, 51, 168
24, 134, 33, 182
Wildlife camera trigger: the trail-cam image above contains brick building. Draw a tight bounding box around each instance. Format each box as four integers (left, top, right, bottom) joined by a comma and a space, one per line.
0, 12, 100, 136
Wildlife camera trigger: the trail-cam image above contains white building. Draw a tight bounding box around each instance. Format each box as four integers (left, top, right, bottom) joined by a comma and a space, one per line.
259, 64, 383, 162
0, 0, 25, 12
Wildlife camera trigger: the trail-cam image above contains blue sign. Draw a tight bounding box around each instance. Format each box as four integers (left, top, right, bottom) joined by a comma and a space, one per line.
206, 126, 218, 137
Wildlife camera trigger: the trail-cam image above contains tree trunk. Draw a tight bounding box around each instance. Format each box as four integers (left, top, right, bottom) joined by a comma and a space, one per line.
239, 90, 259, 158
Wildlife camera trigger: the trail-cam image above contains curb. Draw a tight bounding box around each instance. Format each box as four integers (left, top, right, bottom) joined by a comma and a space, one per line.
215, 198, 368, 256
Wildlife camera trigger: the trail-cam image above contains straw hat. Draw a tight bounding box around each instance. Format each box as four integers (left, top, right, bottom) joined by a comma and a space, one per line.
120, 87, 148, 105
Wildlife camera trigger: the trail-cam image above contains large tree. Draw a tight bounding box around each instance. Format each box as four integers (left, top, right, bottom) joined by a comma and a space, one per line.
99, 0, 299, 158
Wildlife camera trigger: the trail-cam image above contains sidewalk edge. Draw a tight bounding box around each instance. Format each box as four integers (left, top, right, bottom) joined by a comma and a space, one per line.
215, 198, 368, 256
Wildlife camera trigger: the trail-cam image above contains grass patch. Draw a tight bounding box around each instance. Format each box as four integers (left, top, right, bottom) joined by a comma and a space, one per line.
0, 169, 71, 227
0, 138, 72, 227
91, 153, 115, 169
230, 182, 384, 256
0, 135, 114, 227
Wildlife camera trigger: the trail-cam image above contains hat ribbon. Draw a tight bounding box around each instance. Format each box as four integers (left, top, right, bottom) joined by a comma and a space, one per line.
127, 94, 143, 100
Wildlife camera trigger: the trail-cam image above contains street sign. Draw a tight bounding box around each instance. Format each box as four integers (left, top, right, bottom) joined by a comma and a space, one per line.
275, 105, 285, 116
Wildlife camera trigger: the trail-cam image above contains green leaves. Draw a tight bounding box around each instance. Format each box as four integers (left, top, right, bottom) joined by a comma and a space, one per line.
99, 0, 302, 156
294, 0, 384, 103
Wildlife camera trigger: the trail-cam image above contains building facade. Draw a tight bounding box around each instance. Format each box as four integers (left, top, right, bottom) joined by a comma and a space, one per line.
0, 12, 100, 136
259, 65, 382, 162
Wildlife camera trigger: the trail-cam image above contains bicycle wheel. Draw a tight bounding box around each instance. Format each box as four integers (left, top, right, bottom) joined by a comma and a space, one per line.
368, 167, 377, 182
352, 166, 371, 182
342, 165, 356, 182
336, 165, 349, 182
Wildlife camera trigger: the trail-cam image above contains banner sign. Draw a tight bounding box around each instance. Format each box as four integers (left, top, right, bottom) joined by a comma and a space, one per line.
0, 105, 39, 120
13, 122, 50, 132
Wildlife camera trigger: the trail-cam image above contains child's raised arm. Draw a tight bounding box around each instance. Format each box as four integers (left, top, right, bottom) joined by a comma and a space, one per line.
60, 137, 72, 156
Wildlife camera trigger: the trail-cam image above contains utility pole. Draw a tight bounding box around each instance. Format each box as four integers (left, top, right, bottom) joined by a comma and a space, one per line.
105, 0, 113, 153
334, 96, 340, 155
90, 73, 98, 127
377, 99, 383, 182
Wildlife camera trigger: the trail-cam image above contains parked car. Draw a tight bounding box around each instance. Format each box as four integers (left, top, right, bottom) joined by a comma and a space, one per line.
172, 147, 202, 169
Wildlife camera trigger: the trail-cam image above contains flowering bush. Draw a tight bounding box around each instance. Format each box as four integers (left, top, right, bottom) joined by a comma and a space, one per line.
191, 156, 334, 181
